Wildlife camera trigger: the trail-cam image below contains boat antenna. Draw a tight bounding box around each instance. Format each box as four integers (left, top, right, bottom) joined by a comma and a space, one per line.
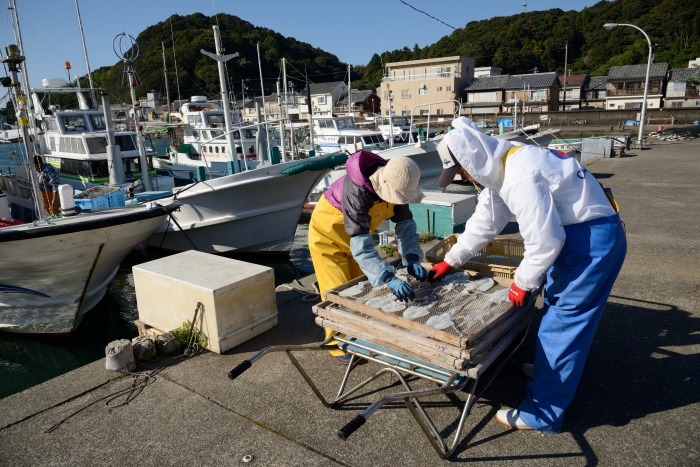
113, 32, 152, 190
74, 0, 97, 108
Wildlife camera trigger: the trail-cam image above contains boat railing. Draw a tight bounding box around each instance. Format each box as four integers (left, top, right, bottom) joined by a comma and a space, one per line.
408, 100, 461, 143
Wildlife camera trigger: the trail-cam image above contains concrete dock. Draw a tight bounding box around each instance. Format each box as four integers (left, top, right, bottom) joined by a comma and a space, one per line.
1, 138, 699, 466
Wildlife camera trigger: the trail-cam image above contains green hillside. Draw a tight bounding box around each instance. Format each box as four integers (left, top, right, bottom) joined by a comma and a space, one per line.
13, 0, 700, 115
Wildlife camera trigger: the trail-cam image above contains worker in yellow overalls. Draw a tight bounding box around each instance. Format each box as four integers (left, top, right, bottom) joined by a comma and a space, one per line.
308, 151, 427, 364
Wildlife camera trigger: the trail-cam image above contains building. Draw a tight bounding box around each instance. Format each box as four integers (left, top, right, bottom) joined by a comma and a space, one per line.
582, 76, 608, 109
305, 81, 348, 117
664, 68, 700, 108
503, 72, 560, 114
336, 89, 381, 118
605, 63, 668, 110
462, 75, 509, 119
381, 56, 475, 117
474, 66, 503, 77
558, 74, 589, 110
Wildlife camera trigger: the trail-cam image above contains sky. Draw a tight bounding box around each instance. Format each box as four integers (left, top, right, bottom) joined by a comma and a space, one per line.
3, 0, 602, 89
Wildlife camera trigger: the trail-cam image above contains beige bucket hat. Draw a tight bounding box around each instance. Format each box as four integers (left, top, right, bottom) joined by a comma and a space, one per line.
369, 157, 424, 205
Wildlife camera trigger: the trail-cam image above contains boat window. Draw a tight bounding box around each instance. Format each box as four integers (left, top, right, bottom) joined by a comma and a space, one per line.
77, 139, 86, 154
45, 118, 59, 132
49, 137, 56, 151
115, 134, 136, 152
206, 113, 225, 127
215, 146, 219, 154
318, 119, 333, 129
89, 160, 109, 178
61, 115, 87, 132
89, 115, 107, 130
86, 136, 108, 154
187, 115, 202, 126
243, 129, 255, 139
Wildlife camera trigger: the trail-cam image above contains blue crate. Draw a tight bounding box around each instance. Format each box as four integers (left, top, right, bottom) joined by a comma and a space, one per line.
74, 186, 126, 210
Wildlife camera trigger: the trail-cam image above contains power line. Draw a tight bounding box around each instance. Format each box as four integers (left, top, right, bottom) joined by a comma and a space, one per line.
398, 0, 457, 30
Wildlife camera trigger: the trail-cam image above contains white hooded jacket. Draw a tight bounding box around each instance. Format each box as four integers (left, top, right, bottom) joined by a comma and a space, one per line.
442, 117, 616, 290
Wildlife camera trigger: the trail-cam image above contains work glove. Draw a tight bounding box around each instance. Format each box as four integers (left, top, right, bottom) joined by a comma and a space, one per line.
508, 282, 531, 307
406, 260, 428, 282
427, 261, 453, 283
385, 275, 415, 302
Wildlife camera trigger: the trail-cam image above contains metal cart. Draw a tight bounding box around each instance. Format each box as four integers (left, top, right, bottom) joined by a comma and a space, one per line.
228, 272, 535, 459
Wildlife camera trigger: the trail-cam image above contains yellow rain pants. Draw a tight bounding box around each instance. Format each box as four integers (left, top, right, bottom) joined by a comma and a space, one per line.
308, 195, 395, 356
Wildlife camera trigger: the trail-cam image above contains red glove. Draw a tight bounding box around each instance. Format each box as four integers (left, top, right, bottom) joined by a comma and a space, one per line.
508, 282, 531, 307
428, 261, 453, 282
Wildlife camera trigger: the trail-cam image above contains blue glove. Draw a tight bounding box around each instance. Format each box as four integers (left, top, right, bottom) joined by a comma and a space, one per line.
407, 260, 427, 281
385, 275, 415, 302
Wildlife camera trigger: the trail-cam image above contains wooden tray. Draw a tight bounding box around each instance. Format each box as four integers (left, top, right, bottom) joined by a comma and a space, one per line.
324, 272, 520, 350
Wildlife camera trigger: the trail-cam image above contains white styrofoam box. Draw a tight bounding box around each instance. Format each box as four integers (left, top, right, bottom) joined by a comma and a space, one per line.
133, 250, 277, 354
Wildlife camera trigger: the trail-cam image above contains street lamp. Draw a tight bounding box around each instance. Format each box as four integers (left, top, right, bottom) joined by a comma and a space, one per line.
603, 22, 653, 146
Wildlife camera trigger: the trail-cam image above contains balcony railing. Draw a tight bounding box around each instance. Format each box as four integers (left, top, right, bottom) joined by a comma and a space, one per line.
607, 87, 662, 97
381, 72, 461, 83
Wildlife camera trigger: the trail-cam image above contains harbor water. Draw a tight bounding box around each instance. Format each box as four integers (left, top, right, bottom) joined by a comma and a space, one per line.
0, 140, 313, 399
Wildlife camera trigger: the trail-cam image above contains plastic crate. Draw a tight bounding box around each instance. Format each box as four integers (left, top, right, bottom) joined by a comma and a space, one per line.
425, 234, 524, 279
74, 186, 126, 210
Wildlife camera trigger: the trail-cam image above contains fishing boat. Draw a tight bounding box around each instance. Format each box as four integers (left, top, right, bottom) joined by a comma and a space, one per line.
0, 198, 180, 335
494, 123, 561, 147
0, 43, 180, 335
152, 97, 274, 181
146, 25, 335, 255
310, 115, 387, 155
374, 115, 419, 146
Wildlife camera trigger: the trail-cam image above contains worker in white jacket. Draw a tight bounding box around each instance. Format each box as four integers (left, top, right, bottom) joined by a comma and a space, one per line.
429, 117, 627, 433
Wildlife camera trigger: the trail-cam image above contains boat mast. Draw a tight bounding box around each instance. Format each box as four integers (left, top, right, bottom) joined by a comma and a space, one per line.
201, 25, 239, 173
256, 42, 271, 156
281, 57, 295, 159
6, 0, 47, 219
74, 0, 97, 108
114, 33, 152, 190
2, 44, 47, 220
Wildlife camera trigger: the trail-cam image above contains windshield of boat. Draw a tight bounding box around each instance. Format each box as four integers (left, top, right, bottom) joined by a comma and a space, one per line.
90, 114, 107, 131
115, 134, 137, 152
206, 113, 225, 127
86, 136, 108, 154
336, 118, 355, 129
60, 115, 87, 132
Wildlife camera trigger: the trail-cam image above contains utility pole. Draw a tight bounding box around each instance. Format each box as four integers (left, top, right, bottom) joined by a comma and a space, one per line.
562, 42, 568, 111
161, 42, 171, 115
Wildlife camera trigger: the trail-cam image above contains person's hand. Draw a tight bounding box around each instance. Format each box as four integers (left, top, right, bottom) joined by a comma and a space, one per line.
508, 282, 531, 307
428, 261, 453, 283
407, 261, 428, 282
386, 276, 415, 302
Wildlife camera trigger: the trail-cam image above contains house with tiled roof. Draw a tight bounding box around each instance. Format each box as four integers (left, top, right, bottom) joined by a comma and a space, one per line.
664, 68, 700, 108
605, 63, 668, 110
307, 81, 349, 117
582, 76, 608, 109
336, 89, 381, 117
558, 74, 589, 110
503, 72, 560, 113
463, 75, 510, 117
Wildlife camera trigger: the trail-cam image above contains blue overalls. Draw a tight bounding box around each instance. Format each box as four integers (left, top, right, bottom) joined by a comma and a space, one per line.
518, 213, 627, 432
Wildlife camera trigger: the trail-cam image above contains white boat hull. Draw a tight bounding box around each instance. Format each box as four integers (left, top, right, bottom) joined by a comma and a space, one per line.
149, 158, 332, 254
310, 140, 444, 198
0, 202, 178, 334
